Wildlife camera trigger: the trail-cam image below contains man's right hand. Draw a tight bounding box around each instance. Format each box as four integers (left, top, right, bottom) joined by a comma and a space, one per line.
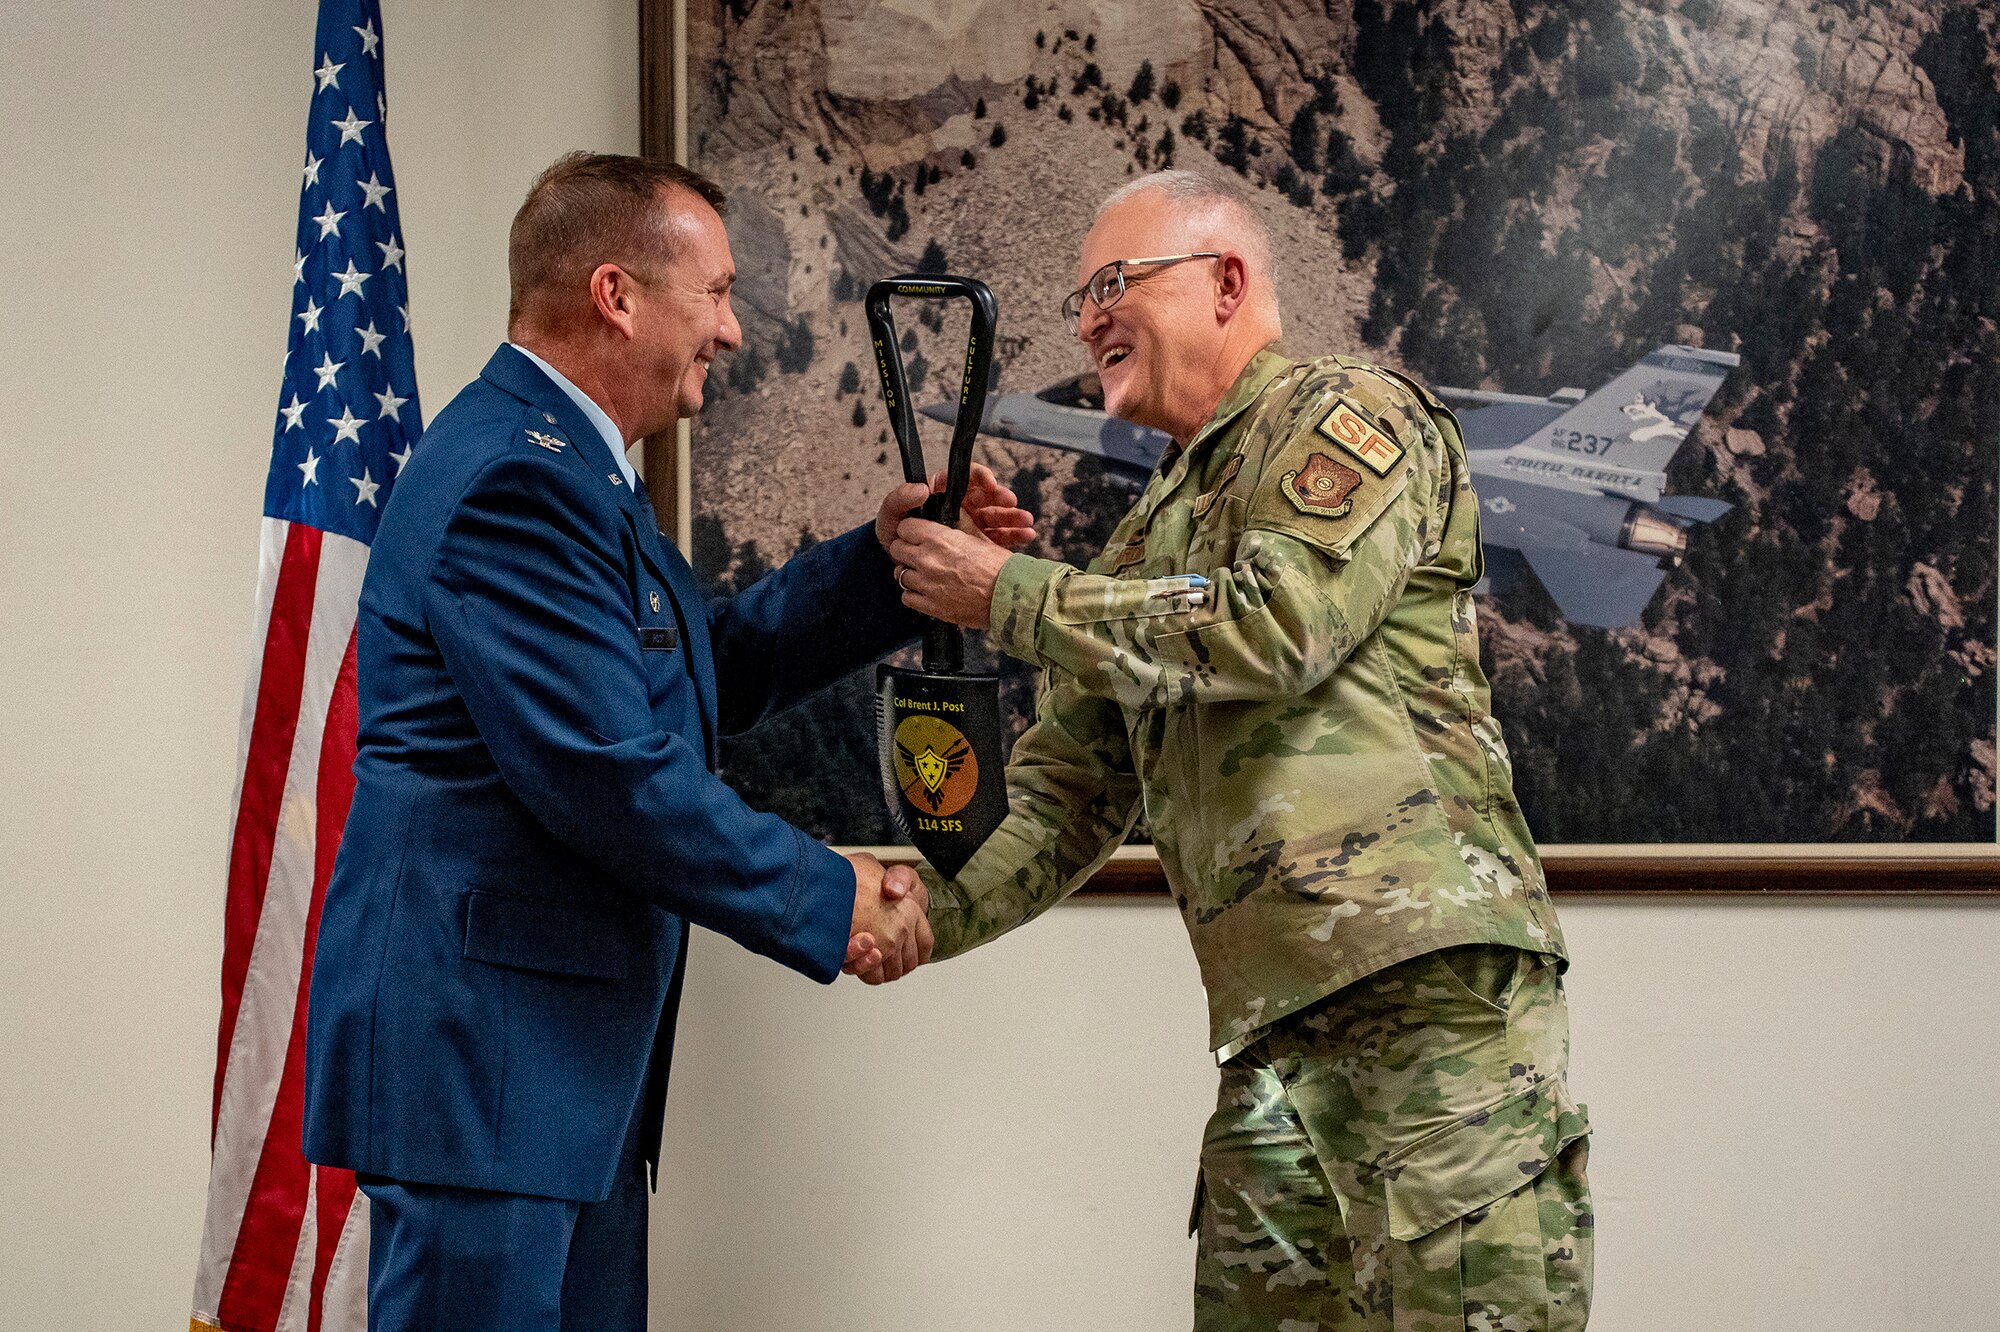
842, 853, 932, 984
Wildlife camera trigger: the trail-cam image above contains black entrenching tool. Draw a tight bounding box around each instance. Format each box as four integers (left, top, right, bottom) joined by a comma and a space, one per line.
867, 275, 1008, 879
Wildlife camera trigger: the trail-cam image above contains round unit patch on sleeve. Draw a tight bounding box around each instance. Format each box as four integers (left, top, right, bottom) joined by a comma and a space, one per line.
1316, 399, 1405, 476
1281, 453, 1365, 517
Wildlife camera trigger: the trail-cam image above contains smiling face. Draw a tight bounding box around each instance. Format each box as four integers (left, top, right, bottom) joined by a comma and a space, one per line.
1073, 191, 1245, 443
626, 189, 741, 433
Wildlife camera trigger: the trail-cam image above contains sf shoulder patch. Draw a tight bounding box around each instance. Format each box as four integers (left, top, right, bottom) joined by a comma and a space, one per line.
1247, 372, 1431, 562
1281, 452, 1365, 517
1316, 399, 1405, 477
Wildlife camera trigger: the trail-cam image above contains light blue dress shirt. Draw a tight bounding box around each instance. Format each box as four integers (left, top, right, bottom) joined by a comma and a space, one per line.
508, 343, 638, 491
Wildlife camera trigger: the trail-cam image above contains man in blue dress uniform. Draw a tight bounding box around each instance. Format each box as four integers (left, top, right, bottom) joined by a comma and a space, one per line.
302, 153, 1030, 1330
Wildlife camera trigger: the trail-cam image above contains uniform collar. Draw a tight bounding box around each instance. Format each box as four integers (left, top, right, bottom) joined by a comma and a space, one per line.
1186, 345, 1294, 456
1120, 347, 1294, 537
506, 342, 638, 490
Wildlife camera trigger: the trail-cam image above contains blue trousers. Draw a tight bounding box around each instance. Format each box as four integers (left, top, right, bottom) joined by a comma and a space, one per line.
357, 1135, 649, 1332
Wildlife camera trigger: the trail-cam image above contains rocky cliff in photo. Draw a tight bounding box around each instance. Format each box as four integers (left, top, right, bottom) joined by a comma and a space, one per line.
689, 0, 1999, 843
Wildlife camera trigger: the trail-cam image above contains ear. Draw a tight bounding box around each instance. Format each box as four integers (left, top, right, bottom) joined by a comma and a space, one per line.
588, 263, 641, 340
1213, 252, 1250, 323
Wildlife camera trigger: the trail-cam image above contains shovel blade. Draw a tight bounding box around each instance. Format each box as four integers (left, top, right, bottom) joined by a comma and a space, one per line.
876, 665, 1008, 879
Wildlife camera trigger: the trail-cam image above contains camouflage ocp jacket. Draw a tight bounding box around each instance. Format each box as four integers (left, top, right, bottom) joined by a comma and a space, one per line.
923, 347, 1567, 1059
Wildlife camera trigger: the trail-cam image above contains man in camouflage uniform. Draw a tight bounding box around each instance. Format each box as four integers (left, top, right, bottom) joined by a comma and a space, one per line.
884, 171, 1592, 1330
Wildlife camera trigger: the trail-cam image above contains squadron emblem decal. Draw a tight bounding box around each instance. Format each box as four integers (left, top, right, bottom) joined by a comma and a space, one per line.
1281, 452, 1365, 518
891, 714, 979, 817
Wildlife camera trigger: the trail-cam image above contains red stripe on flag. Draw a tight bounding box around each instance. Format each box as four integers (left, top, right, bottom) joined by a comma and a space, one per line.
213, 522, 324, 1134
307, 634, 361, 1332
216, 625, 360, 1330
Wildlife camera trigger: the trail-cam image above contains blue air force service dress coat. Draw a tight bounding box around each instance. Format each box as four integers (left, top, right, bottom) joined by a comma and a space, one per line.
303, 345, 919, 1201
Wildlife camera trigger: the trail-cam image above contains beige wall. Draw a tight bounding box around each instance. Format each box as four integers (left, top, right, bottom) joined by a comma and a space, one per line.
2, 2, 1995, 1329
660, 897, 2000, 1332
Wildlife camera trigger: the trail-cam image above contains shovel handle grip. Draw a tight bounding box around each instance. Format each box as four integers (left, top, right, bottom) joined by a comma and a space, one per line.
865, 275, 1000, 676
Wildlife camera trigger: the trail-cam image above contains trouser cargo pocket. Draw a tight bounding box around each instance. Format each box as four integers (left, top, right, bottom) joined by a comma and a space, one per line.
1381, 1077, 1590, 1242
1374, 1079, 1594, 1332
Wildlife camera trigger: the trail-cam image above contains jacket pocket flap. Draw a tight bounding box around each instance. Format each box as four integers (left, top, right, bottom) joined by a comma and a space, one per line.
1381, 1078, 1590, 1242
463, 890, 634, 981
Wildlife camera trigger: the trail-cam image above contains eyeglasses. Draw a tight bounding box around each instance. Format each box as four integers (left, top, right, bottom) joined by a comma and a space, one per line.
1060, 252, 1223, 326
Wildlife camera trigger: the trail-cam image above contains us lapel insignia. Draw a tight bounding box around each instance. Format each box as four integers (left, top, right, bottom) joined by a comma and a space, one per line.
650, 590, 662, 613
525, 429, 568, 453
1281, 452, 1364, 518
608, 473, 625, 486
1316, 400, 1405, 476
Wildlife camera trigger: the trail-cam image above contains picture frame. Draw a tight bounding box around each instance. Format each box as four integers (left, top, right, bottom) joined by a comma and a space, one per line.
638, 0, 2000, 896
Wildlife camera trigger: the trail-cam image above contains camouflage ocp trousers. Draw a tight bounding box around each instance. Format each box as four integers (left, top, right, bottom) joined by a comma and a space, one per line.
1192, 946, 1592, 1332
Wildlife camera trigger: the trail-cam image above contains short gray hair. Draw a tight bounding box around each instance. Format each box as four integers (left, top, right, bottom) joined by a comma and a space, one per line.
1095, 170, 1271, 276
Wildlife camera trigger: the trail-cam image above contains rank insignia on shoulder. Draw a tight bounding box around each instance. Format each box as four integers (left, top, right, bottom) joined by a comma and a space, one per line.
1281, 452, 1364, 518
1316, 400, 1405, 477
525, 429, 568, 453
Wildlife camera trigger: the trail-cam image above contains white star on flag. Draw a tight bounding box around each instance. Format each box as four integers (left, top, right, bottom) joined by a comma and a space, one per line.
298, 449, 321, 484
314, 54, 344, 92
351, 467, 381, 507
328, 406, 367, 444
358, 172, 391, 211
390, 442, 413, 473
296, 297, 324, 333
399, 302, 410, 331
313, 351, 345, 392
356, 321, 387, 357
303, 152, 322, 188
355, 19, 380, 56
294, 249, 308, 285
374, 385, 409, 422
279, 393, 309, 431
332, 106, 373, 146
376, 234, 405, 271
333, 259, 370, 299
313, 201, 346, 239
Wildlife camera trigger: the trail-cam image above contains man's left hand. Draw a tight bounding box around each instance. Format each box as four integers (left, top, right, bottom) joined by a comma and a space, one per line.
875, 462, 1036, 554
889, 517, 1013, 630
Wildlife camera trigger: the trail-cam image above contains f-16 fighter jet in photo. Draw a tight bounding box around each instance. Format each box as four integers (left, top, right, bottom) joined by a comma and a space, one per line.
927, 344, 1739, 629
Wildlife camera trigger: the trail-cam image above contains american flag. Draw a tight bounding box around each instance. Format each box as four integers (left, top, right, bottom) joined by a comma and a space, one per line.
192, 2, 417, 1327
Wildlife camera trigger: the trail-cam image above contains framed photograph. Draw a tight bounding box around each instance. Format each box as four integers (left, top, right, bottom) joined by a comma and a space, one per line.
642, 0, 2000, 893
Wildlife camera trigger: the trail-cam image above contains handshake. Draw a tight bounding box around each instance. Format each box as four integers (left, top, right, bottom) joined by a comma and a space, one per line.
841, 852, 932, 985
